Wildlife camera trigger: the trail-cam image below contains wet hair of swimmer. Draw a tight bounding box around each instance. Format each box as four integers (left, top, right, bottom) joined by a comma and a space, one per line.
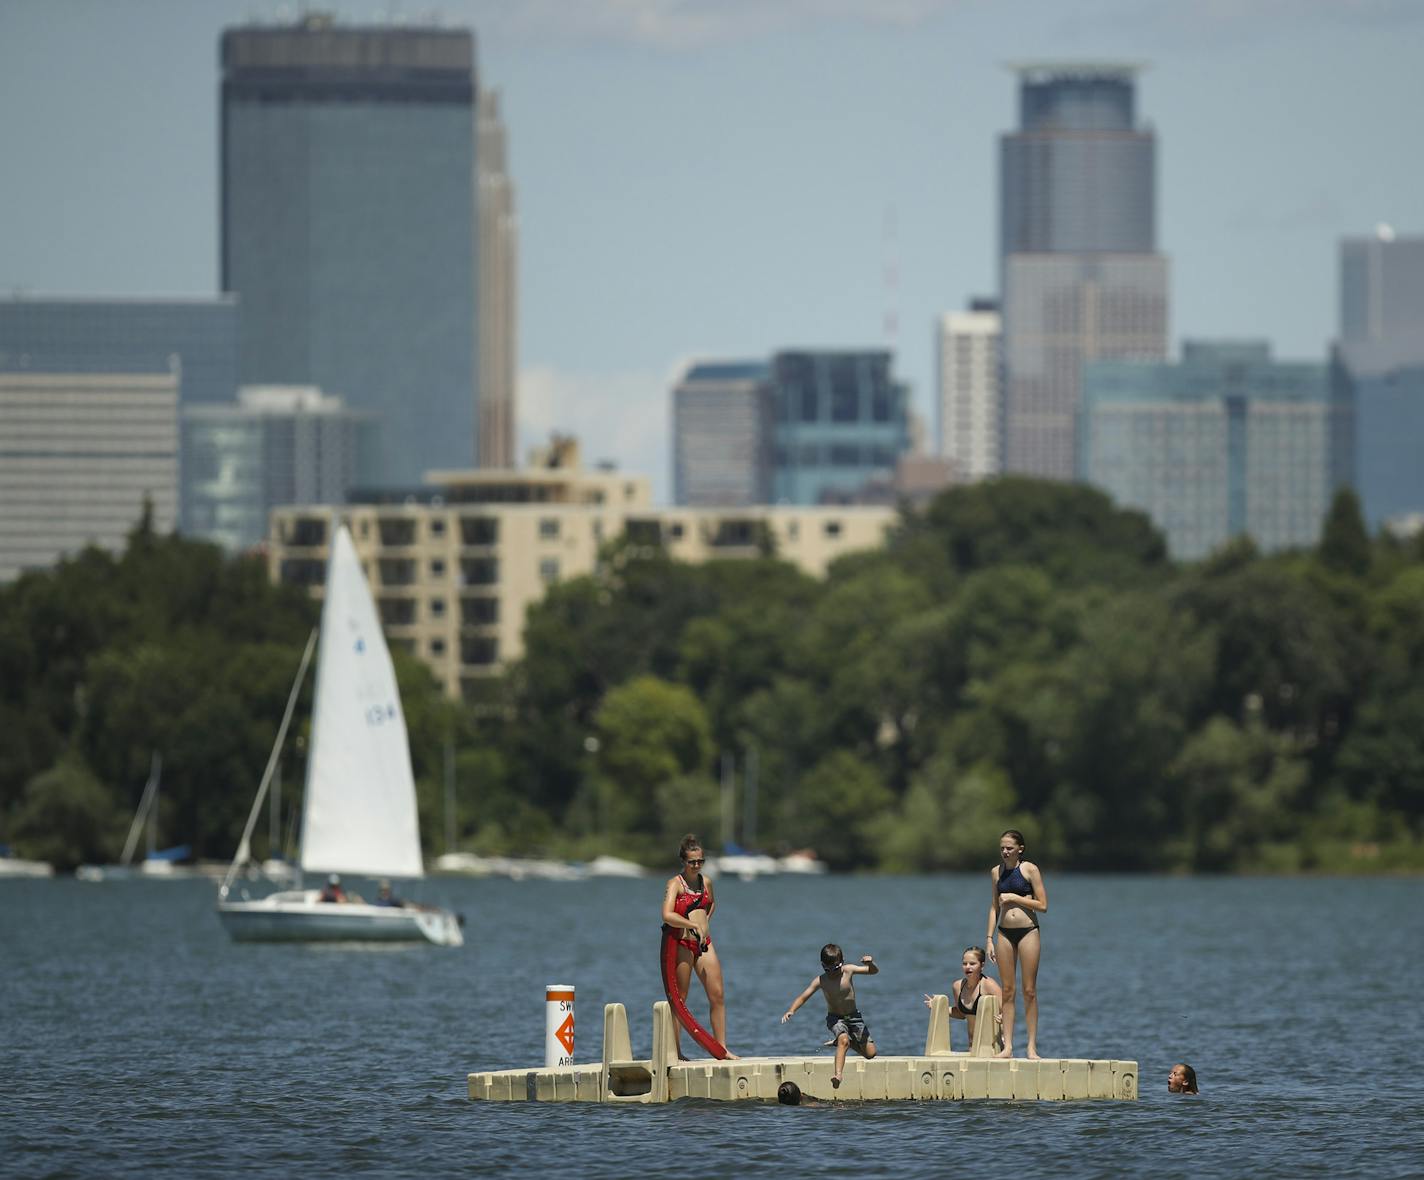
1000, 829, 1026, 852
964, 946, 987, 965
777, 1081, 803, 1105
1173, 1063, 1199, 1093
820, 943, 844, 970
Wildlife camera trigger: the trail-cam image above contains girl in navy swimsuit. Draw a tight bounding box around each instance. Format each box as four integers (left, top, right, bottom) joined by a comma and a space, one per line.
985, 829, 1047, 1059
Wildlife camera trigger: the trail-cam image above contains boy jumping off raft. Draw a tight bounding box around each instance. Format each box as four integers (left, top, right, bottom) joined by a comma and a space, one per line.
781, 943, 878, 1088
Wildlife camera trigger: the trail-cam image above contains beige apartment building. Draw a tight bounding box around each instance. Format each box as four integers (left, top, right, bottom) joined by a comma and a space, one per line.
267, 443, 896, 698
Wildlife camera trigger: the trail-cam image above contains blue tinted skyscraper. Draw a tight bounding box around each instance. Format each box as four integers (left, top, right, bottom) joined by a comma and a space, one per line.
0, 296, 238, 405
999, 64, 1169, 481
1080, 341, 1335, 559
221, 16, 478, 489
770, 350, 911, 505
1335, 229, 1424, 529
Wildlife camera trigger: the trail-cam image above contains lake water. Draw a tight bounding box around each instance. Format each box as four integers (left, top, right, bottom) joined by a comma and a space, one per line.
3, 873, 1422, 1178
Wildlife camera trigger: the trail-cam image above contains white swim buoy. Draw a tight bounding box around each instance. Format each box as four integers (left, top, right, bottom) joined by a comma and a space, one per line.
546, 984, 575, 1067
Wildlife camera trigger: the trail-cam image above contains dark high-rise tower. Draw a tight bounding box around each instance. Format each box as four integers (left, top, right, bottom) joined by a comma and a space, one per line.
998, 63, 1168, 481
221, 15, 479, 488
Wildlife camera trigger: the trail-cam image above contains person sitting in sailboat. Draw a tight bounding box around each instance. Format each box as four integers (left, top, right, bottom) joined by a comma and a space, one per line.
318, 873, 348, 903
374, 880, 405, 908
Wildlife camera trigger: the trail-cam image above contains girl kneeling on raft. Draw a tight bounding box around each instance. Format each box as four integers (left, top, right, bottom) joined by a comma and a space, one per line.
924, 945, 1002, 1051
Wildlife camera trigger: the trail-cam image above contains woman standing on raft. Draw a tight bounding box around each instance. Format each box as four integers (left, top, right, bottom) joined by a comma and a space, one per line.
661, 834, 733, 1057
986, 829, 1047, 1059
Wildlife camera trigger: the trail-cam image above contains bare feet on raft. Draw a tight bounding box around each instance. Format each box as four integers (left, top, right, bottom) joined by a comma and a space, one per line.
997, 1046, 1014, 1059
1026, 1047, 1041, 1061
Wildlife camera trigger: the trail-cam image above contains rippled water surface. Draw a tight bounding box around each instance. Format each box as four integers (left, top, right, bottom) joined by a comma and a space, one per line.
3, 873, 1422, 1178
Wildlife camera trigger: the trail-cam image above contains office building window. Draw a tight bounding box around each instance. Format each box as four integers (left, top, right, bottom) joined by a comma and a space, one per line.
431, 638, 446, 657
430, 558, 446, 578
539, 518, 560, 539
824, 520, 843, 538
539, 558, 559, 584
430, 598, 446, 618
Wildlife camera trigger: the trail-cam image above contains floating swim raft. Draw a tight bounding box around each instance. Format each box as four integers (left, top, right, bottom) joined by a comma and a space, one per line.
467, 995, 1138, 1104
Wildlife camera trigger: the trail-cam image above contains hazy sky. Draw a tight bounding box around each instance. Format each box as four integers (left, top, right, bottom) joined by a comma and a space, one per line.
2, 0, 1420, 502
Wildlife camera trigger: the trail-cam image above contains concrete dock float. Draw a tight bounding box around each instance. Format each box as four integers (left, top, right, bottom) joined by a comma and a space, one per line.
467, 997, 1138, 1104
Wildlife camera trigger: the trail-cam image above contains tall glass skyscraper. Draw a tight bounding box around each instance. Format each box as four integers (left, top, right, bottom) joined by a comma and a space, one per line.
1335, 229, 1424, 529
221, 16, 479, 489
999, 64, 1169, 481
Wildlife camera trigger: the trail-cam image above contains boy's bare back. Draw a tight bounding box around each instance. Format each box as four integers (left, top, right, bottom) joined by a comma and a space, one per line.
782, 953, 878, 1023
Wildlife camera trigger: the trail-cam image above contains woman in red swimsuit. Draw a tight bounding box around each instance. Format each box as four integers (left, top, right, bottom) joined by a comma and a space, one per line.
661, 833, 731, 1055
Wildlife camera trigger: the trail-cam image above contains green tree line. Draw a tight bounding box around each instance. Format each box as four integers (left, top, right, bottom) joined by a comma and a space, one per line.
3, 482, 1422, 873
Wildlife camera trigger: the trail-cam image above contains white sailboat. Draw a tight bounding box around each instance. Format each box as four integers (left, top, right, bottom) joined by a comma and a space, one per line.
217, 524, 463, 947
76, 754, 193, 881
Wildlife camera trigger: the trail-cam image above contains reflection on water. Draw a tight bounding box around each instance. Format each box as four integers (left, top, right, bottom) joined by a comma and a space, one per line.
3, 874, 1422, 1177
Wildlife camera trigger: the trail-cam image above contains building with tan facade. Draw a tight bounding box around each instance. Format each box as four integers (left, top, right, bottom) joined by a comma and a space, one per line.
267, 440, 896, 697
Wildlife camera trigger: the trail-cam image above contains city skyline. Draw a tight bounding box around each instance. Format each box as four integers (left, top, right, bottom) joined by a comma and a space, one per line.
2, 0, 1420, 504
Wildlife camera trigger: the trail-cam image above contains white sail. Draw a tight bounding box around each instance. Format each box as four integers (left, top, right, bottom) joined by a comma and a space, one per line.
299, 525, 425, 879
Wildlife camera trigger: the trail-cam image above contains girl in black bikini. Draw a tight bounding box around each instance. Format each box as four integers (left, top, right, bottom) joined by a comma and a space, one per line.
985, 829, 1047, 1059
923, 946, 1002, 1051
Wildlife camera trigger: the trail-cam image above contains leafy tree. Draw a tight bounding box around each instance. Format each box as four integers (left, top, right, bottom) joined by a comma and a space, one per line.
874, 756, 1026, 872
1165, 717, 1310, 870
9, 754, 125, 870
781, 750, 893, 870
1318, 486, 1372, 577
908, 477, 1168, 587
592, 676, 713, 837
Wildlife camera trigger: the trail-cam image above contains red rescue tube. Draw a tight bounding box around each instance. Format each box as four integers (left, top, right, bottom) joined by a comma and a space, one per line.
659, 927, 729, 1059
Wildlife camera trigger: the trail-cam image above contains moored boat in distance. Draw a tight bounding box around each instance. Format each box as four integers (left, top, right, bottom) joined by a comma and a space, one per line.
0, 846, 54, 878
216, 523, 462, 947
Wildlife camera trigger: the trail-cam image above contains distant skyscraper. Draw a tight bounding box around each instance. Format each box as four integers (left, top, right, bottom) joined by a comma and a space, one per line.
221, 16, 479, 489
1335, 228, 1424, 529
477, 88, 518, 470
936, 300, 1001, 482
770, 350, 912, 505
181, 386, 374, 553
1080, 341, 1335, 559
999, 64, 1169, 481
672, 361, 772, 506
0, 363, 179, 581
0, 296, 238, 406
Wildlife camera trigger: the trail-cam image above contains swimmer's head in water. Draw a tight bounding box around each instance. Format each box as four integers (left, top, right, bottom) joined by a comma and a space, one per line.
777, 1081, 802, 1105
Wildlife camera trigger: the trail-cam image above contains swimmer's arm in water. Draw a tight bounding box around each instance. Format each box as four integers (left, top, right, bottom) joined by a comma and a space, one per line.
781, 976, 822, 1023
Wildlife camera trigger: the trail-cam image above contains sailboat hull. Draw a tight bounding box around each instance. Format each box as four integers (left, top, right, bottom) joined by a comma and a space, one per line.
218, 892, 463, 947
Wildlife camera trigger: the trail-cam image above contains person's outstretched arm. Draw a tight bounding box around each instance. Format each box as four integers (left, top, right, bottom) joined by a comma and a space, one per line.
782, 978, 821, 1022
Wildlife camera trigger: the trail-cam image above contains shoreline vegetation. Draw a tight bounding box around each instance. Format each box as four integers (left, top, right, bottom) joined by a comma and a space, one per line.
3, 481, 1422, 876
